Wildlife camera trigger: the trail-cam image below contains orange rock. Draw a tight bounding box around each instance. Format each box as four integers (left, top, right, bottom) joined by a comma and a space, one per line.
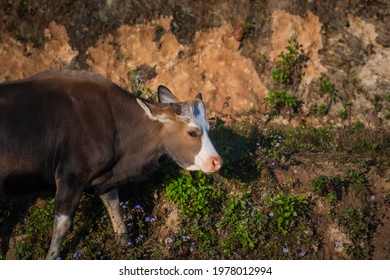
232, 27, 245, 42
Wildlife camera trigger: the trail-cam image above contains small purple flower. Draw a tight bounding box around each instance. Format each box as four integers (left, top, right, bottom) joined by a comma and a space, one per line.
133, 204, 143, 210
72, 252, 80, 259
335, 241, 340, 248
139, 234, 145, 239
167, 237, 173, 244
370, 195, 376, 201
145, 216, 156, 223
182, 235, 190, 241
275, 142, 280, 148
283, 247, 289, 253
136, 75, 143, 82
126, 241, 133, 248
268, 212, 275, 217
271, 161, 276, 167
55, 257, 61, 260
299, 251, 306, 257
120, 201, 128, 209
256, 142, 260, 146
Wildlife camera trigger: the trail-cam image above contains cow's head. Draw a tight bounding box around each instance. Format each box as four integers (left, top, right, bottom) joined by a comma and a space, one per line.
137, 85, 223, 174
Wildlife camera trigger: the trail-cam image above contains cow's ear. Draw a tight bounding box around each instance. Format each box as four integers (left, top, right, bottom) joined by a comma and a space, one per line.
137, 98, 173, 123
158, 85, 180, 104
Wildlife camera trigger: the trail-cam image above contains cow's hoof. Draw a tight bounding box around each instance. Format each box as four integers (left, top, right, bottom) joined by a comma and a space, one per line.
116, 233, 130, 247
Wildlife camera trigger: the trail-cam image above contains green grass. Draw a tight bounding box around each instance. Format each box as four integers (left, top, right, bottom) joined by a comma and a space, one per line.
14, 199, 55, 259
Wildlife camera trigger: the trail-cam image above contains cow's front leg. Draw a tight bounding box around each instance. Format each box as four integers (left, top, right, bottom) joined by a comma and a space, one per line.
46, 214, 72, 260
99, 188, 129, 245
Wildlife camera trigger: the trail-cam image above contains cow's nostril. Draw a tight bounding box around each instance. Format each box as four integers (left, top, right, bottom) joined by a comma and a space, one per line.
203, 156, 223, 173
212, 157, 223, 170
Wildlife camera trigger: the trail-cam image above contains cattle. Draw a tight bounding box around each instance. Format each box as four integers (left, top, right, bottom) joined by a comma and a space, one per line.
0, 70, 222, 259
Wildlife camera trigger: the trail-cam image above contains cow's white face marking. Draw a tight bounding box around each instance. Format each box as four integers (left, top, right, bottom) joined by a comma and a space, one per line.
185, 101, 222, 173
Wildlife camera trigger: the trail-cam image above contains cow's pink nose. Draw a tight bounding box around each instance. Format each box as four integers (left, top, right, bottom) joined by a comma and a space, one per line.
204, 156, 223, 173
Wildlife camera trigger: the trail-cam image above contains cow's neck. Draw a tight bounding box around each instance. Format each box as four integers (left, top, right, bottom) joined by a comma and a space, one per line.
111, 96, 166, 179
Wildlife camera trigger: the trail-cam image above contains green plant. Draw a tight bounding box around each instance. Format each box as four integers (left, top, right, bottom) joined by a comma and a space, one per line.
128, 70, 155, 101
265, 90, 296, 114
209, 116, 225, 129
337, 109, 348, 120
371, 95, 383, 113
319, 76, 338, 102
347, 169, 369, 197
278, 125, 334, 153
265, 37, 308, 116
337, 101, 352, 120
271, 37, 307, 88
164, 171, 221, 255
120, 203, 151, 247
310, 103, 331, 117
310, 103, 330, 117
219, 191, 266, 256
318, 103, 329, 116
258, 132, 283, 159
384, 92, 390, 103
339, 207, 373, 259
14, 198, 55, 259
165, 171, 220, 219
268, 193, 309, 235
352, 120, 365, 130
311, 176, 344, 203
242, 18, 256, 39
344, 244, 366, 259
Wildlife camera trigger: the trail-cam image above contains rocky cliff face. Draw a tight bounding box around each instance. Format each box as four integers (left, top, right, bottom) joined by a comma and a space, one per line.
0, 0, 389, 127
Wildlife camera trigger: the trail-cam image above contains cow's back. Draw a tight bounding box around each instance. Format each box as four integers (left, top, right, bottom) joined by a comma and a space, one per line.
0, 71, 124, 193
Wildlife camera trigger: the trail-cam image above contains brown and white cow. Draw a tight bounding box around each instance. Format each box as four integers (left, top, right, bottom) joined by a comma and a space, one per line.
0, 70, 222, 259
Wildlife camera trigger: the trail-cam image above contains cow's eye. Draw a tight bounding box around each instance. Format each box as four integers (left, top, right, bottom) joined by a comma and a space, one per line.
187, 130, 197, 138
